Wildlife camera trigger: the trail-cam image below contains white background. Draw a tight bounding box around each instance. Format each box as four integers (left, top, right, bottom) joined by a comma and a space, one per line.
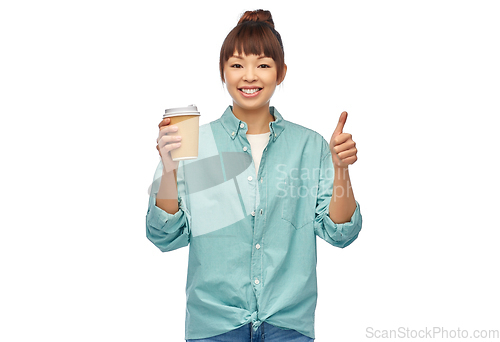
1, 0, 499, 341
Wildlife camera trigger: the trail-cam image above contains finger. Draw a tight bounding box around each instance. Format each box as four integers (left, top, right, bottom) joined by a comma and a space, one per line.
158, 117, 170, 128
336, 147, 357, 160
333, 133, 352, 146
158, 125, 179, 141
159, 124, 176, 135
157, 134, 182, 149
333, 111, 348, 136
158, 142, 182, 159
341, 155, 357, 166
161, 142, 182, 153
334, 138, 355, 154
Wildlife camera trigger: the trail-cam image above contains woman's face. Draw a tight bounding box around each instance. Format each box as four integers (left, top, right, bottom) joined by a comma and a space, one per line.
224, 52, 284, 114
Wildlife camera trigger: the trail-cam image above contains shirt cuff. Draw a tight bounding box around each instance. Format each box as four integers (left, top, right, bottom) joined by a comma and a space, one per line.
322, 200, 362, 248
146, 197, 186, 234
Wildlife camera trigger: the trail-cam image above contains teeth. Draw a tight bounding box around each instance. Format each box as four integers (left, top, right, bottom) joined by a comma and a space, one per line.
241, 88, 260, 94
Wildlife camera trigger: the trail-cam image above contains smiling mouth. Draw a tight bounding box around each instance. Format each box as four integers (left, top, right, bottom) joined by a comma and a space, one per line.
238, 88, 263, 95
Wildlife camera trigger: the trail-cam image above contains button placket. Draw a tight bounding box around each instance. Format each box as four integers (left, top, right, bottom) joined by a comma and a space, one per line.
250, 133, 266, 294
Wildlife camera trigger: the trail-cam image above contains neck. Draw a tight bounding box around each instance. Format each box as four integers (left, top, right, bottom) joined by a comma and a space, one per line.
232, 103, 275, 134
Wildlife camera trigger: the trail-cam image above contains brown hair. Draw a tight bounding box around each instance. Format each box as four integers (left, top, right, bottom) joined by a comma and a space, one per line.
219, 9, 285, 84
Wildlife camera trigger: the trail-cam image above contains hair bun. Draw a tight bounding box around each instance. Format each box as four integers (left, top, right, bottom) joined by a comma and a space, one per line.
238, 9, 275, 28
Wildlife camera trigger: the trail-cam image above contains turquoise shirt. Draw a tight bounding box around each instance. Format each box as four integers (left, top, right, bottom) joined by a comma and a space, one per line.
146, 106, 363, 340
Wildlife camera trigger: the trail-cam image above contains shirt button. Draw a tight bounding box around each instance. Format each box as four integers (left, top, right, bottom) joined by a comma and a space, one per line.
248, 176, 253, 181
231, 132, 235, 136
260, 209, 263, 215
243, 146, 247, 151
240, 123, 245, 128
255, 244, 260, 249
251, 211, 255, 216
274, 133, 277, 137
254, 278, 260, 285
260, 178, 263, 183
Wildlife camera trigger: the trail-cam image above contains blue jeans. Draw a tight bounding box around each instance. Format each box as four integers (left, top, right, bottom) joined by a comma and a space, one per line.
186, 322, 314, 342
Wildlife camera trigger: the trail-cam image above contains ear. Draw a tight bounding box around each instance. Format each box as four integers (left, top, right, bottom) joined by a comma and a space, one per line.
277, 64, 287, 85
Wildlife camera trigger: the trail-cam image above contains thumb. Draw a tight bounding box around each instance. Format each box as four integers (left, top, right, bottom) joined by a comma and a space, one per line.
333, 111, 348, 136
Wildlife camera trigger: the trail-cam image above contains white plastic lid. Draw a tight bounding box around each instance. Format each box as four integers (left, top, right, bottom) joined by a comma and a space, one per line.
164, 104, 200, 117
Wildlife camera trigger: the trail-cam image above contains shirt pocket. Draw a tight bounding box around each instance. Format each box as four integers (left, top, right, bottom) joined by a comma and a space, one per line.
281, 175, 315, 229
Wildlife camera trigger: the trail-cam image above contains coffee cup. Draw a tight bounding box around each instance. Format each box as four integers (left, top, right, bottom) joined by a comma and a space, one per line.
163, 105, 200, 161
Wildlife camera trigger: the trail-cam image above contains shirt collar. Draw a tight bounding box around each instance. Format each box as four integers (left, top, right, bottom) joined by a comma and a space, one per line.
220, 105, 285, 142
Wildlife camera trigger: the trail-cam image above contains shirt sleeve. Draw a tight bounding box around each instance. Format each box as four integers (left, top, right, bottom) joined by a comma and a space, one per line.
146, 160, 191, 252
313, 140, 362, 248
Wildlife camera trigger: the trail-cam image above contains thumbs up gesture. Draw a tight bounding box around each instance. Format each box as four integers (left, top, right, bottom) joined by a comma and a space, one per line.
329, 111, 358, 168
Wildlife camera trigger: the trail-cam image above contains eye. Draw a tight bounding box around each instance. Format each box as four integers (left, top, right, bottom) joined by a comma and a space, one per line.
259, 64, 271, 68
231, 64, 243, 68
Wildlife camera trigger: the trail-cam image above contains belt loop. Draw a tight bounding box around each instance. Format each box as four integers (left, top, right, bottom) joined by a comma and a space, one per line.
250, 322, 253, 340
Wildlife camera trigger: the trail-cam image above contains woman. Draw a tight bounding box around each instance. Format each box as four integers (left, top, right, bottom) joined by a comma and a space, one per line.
148, 9, 362, 342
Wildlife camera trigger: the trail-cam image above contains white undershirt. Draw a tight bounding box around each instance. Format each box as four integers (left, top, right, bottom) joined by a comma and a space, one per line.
246, 132, 271, 177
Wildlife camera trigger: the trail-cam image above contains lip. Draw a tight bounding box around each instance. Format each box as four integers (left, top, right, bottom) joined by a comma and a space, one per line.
238, 87, 263, 98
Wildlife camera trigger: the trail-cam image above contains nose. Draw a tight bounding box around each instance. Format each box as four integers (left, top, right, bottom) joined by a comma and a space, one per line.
243, 68, 258, 82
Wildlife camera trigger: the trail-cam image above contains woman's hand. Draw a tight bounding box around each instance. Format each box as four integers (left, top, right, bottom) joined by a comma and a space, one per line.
329, 111, 358, 168
156, 117, 182, 173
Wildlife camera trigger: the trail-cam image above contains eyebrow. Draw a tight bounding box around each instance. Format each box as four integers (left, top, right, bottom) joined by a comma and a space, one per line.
229, 55, 272, 60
